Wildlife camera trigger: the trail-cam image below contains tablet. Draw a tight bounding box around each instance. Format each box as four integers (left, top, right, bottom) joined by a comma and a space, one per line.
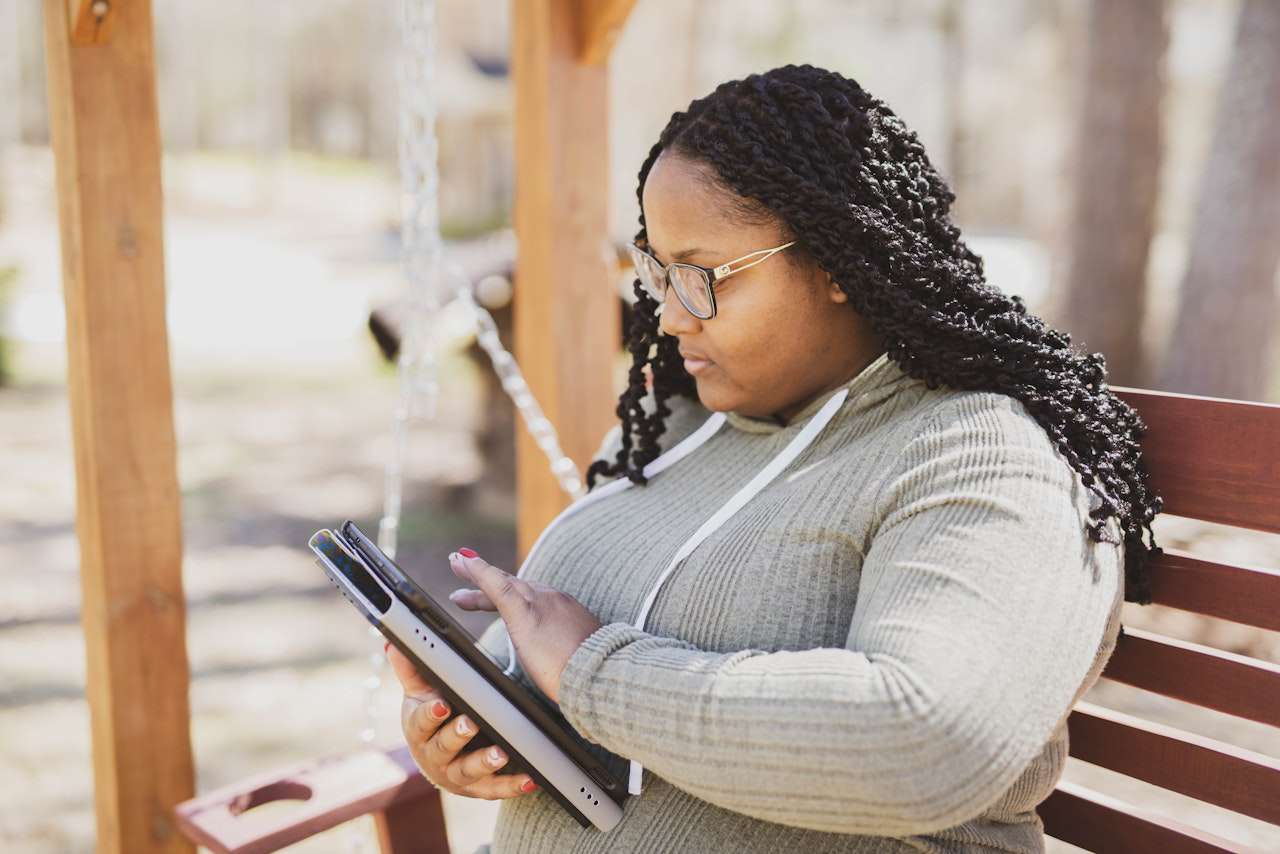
308, 520, 627, 831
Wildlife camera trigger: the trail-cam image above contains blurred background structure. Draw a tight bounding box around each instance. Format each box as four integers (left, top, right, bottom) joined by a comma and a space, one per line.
1, 0, 1278, 852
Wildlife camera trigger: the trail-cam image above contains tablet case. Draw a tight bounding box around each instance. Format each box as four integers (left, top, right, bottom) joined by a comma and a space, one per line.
309, 521, 627, 831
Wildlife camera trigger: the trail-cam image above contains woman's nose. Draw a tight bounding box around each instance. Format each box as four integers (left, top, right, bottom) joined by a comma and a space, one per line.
657, 291, 702, 336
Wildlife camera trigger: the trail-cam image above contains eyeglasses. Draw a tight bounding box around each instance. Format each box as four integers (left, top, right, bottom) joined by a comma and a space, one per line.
626, 239, 798, 320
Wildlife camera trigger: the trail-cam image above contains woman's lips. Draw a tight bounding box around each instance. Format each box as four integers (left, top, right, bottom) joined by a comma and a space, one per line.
683, 356, 713, 375
679, 348, 714, 375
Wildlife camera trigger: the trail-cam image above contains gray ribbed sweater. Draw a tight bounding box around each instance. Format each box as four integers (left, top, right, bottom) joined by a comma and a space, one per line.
469, 351, 1125, 853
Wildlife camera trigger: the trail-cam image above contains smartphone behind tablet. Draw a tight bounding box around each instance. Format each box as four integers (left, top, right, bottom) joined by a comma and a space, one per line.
309, 520, 627, 831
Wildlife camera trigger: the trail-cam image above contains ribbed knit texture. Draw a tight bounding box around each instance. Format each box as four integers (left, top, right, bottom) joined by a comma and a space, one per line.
469, 351, 1125, 854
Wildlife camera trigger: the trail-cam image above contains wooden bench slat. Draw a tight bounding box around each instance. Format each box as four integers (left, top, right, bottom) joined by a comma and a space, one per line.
1143, 548, 1280, 631
1111, 387, 1280, 534
1038, 780, 1247, 853
1102, 625, 1280, 726
373, 793, 450, 854
172, 745, 446, 854
1067, 701, 1280, 824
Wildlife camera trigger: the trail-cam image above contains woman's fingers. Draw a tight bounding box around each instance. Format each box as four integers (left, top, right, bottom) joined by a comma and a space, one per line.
458, 767, 539, 800
440, 721, 506, 784
448, 588, 496, 611
387, 643, 455, 755
403, 688, 453, 744
386, 643, 435, 696
427, 713, 484, 777
420, 713, 538, 799
438, 722, 538, 799
385, 633, 537, 799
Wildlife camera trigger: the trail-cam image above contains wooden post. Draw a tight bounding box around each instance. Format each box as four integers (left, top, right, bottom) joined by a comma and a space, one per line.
42, 1, 195, 852
511, 0, 633, 557
572, 0, 636, 65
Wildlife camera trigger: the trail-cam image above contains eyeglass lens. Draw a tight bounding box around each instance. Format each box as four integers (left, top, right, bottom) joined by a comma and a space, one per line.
627, 246, 714, 318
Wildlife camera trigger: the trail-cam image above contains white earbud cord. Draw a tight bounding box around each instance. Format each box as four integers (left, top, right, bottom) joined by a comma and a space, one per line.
623, 386, 850, 795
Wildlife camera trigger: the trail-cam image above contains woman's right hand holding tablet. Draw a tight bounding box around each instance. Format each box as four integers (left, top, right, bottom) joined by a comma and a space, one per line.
385, 641, 539, 799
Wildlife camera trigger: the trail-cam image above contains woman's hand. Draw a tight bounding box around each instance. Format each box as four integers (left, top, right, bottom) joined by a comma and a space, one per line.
446, 549, 604, 705
385, 641, 539, 799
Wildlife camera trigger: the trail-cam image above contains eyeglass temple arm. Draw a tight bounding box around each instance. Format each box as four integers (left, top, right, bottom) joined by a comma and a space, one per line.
712, 241, 797, 279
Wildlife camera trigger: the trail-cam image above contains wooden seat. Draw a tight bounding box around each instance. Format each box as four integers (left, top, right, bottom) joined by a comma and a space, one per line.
172, 745, 448, 854
1036, 385, 1280, 853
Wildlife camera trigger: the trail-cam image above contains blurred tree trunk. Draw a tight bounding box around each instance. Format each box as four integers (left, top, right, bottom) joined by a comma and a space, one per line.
940, 0, 964, 200
0, 3, 16, 385
1058, 0, 1167, 388
1158, 0, 1280, 400
0, 0, 17, 152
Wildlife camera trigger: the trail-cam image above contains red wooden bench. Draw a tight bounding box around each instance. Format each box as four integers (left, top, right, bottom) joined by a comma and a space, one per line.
172, 383, 1280, 853
1036, 385, 1280, 852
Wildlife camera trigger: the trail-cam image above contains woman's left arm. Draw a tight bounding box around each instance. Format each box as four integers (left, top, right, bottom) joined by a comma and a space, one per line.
556, 393, 1126, 838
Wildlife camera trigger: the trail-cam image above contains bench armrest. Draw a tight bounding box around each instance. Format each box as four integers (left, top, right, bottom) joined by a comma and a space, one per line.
172, 745, 449, 854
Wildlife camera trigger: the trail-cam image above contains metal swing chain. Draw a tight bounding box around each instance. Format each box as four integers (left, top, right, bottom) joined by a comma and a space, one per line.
348, 1, 581, 848
452, 254, 587, 501
377, 10, 585, 563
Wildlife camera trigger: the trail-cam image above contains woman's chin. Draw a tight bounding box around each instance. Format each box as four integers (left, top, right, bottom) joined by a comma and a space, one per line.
694, 380, 739, 414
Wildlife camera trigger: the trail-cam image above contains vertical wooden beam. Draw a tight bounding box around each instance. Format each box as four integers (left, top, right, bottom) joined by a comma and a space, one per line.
571, 0, 636, 66
69, 0, 117, 45
511, 0, 629, 557
42, 1, 194, 852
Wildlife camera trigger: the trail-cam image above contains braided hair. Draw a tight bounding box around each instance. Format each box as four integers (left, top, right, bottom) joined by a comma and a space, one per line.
585, 64, 1161, 605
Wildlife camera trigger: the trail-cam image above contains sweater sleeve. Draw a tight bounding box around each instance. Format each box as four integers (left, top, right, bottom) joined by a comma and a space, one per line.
555, 392, 1124, 836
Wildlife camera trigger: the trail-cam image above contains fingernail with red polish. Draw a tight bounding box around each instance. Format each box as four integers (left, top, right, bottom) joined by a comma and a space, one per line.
459, 547, 478, 558
431, 700, 449, 718
521, 779, 538, 793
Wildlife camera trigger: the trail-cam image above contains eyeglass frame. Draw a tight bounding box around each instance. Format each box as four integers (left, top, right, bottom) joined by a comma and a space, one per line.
626, 239, 798, 320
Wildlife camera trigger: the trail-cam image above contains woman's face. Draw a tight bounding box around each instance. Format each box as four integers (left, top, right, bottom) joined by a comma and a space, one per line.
641, 151, 885, 423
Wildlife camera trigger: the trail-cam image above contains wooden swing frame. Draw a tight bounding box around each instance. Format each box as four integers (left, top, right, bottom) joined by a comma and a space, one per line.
43, 0, 629, 849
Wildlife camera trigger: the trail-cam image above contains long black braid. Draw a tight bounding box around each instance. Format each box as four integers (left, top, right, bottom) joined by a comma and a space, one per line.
585, 64, 1161, 605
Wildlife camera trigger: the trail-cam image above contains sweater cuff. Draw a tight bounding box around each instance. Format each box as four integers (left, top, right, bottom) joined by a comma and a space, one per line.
558, 621, 651, 743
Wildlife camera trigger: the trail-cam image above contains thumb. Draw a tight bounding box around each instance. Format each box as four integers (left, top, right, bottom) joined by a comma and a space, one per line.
450, 552, 525, 615
385, 642, 435, 699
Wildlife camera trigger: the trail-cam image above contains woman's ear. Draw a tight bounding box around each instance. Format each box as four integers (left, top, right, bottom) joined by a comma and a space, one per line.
826, 272, 849, 304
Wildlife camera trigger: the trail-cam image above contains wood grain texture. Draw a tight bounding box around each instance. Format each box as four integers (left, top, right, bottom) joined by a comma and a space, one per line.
571, 0, 636, 65
1101, 624, 1280, 726
1038, 781, 1243, 853
1111, 385, 1280, 534
42, 0, 194, 851
69, 0, 114, 45
1066, 701, 1280, 825
512, 0, 623, 560
1139, 548, 1280, 631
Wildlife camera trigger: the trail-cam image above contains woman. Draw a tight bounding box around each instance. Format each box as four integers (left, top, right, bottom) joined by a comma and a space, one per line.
386, 63, 1163, 853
